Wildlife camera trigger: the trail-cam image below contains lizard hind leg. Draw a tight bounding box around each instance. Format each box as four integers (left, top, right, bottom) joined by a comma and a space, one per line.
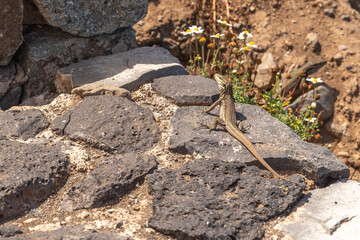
199, 117, 226, 133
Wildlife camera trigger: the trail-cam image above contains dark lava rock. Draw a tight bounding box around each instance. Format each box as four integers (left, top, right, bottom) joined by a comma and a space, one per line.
0, 225, 132, 240
62, 153, 157, 211
18, 25, 137, 98
0, 109, 49, 140
0, 224, 22, 237
152, 75, 219, 106
52, 95, 159, 153
168, 105, 349, 186
147, 158, 303, 240
0, 140, 69, 222
32, 0, 147, 37
0, 0, 23, 66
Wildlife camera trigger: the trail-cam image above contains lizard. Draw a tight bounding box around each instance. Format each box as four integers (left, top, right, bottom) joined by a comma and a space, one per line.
281, 60, 327, 98
201, 74, 299, 185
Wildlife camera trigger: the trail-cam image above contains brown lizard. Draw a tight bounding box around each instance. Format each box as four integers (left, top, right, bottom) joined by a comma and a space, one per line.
201, 74, 299, 185
281, 60, 327, 98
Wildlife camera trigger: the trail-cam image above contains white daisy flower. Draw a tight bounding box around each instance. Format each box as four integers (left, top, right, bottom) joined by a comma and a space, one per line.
246, 41, 257, 49
304, 117, 317, 123
240, 46, 251, 51
306, 77, 323, 84
189, 25, 204, 34
238, 30, 253, 40
210, 33, 224, 38
180, 29, 193, 36
236, 59, 245, 64
217, 20, 232, 26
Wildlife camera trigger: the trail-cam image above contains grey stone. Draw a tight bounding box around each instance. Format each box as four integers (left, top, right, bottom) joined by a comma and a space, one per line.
254, 53, 277, 89
324, 8, 335, 18
338, 45, 349, 51
55, 47, 188, 93
0, 63, 16, 99
304, 33, 321, 54
19, 91, 53, 107
0, 140, 69, 221
62, 153, 157, 211
275, 180, 360, 240
0, 63, 29, 110
0, 225, 132, 240
333, 52, 344, 63
71, 83, 132, 100
0, 225, 22, 237
286, 84, 336, 122
341, 14, 351, 21
0, 87, 22, 111
0, 109, 49, 139
152, 75, 219, 106
18, 25, 137, 98
0, 0, 23, 66
148, 158, 303, 240
52, 95, 159, 153
168, 105, 349, 186
22, 0, 46, 25
32, 0, 147, 37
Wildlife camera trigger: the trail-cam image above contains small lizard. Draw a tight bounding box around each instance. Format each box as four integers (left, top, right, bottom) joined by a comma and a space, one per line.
201, 74, 299, 185
282, 60, 327, 97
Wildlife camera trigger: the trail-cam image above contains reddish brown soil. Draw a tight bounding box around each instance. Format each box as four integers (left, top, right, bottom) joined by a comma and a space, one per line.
133, 0, 360, 181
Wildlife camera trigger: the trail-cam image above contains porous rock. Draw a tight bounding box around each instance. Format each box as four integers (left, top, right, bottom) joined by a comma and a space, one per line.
18, 25, 137, 98
0, 0, 23, 66
0, 109, 49, 140
0, 224, 22, 238
286, 84, 336, 122
62, 153, 157, 211
32, 0, 148, 37
168, 105, 349, 186
0, 140, 69, 221
275, 180, 360, 240
55, 47, 188, 93
0, 62, 29, 110
0, 63, 16, 100
71, 83, 132, 100
148, 158, 303, 240
22, 0, 46, 25
52, 95, 159, 153
152, 75, 219, 106
0, 225, 132, 240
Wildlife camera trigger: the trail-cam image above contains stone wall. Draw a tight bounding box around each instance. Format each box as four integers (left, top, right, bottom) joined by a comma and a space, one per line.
0, 0, 147, 110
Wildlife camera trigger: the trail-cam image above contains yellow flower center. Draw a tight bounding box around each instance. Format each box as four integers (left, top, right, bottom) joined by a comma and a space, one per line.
313, 78, 318, 83
194, 28, 199, 31
244, 30, 249, 33
222, 21, 227, 24
186, 29, 191, 33
248, 42, 255, 45
216, 34, 220, 37
244, 46, 250, 50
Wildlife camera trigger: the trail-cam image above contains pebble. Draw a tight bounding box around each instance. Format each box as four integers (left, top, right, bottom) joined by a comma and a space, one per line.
333, 52, 343, 62
324, 8, 335, 18
337, 151, 350, 158
338, 45, 349, 51
341, 15, 351, 21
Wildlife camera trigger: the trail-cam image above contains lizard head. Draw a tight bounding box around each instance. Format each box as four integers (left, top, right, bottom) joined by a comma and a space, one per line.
214, 74, 231, 93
